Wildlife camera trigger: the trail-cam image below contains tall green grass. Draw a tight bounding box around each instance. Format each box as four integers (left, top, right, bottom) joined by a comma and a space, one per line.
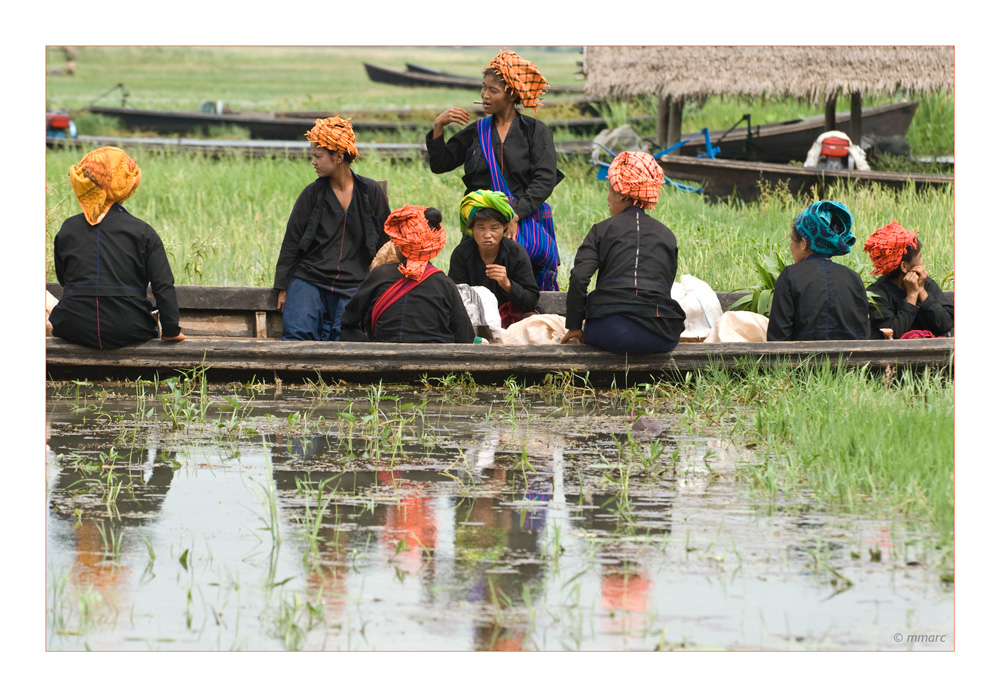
45, 148, 955, 291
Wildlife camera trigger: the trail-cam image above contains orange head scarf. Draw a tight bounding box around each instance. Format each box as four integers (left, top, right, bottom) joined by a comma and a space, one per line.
304, 116, 359, 159
384, 205, 447, 280
863, 220, 920, 276
69, 147, 142, 226
484, 50, 548, 113
608, 151, 665, 209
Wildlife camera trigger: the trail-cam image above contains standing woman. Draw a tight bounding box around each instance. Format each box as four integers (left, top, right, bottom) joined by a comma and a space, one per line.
560, 152, 686, 354
426, 49, 564, 290
274, 116, 390, 341
50, 147, 186, 349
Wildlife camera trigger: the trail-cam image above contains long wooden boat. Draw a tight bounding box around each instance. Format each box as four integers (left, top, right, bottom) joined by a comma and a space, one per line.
45, 134, 428, 160
364, 62, 585, 95
45, 284, 954, 384
657, 154, 955, 200
672, 101, 920, 163
83, 105, 644, 139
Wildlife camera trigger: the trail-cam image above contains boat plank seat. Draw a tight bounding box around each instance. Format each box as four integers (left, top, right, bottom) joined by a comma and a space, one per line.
45, 283, 954, 340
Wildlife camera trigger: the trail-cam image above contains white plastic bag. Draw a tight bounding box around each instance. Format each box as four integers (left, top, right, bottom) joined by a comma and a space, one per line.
500, 314, 567, 345
455, 284, 503, 341
703, 311, 769, 342
670, 274, 723, 340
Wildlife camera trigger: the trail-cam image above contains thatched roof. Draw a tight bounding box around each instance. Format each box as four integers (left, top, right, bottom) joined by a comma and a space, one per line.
583, 47, 954, 102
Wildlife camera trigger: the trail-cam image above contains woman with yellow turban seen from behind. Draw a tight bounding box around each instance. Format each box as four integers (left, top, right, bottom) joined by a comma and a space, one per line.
427, 50, 563, 291
448, 190, 540, 328
50, 147, 186, 349
340, 206, 475, 343
274, 116, 390, 341
560, 151, 686, 354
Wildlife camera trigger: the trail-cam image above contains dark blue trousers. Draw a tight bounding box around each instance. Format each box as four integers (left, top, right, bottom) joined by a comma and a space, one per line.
583, 314, 680, 354
281, 277, 352, 341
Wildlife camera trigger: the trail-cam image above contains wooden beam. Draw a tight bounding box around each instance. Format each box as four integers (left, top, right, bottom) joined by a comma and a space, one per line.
667, 97, 685, 146
656, 94, 670, 147
825, 93, 838, 132
850, 92, 863, 144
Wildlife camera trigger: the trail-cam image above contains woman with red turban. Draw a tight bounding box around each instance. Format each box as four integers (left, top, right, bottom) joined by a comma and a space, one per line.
427, 50, 563, 291
863, 221, 953, 339
50, 147, 186, 349
340, 206, 475, 343
560, 151, 686, 354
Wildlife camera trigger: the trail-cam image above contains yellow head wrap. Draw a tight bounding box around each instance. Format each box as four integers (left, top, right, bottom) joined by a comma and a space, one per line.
304, 116, 359, 159
68, 147, 142, 226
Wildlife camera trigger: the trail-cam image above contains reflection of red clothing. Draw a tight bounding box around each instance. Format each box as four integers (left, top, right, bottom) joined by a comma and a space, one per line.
379, 474, 437, 573
600, 572, 651, 614
71, 520, 131, 606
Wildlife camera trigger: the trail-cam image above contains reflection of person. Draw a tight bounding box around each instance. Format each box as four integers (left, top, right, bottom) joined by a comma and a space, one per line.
767, 201, 870, 342
50, 147, 186, 349
341, 206, 475, 343
448, 190, 539, 327
862, 221, 954, 339
561, 151, 686, 353
427, 50, 563, 290
274, 116, 390, 341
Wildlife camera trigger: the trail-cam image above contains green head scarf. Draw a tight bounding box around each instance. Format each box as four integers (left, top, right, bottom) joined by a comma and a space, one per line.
459, 190, 514, 235
793, 200, 855, 257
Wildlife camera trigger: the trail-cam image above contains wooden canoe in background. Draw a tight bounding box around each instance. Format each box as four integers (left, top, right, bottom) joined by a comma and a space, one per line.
657, 155, 955, 200
363, 62, 585, 95
45, 284, 954, 384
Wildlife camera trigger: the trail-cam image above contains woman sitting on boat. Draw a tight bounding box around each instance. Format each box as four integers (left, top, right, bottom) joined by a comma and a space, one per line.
273, 116, 390, 341
50, 147, 186, 349
560, 151, 686, 354
767, 200, 870, 342
340, 206, 475, 343
426, 49, 564, 291
448, 190, 540, 328
862, 221, 954, 339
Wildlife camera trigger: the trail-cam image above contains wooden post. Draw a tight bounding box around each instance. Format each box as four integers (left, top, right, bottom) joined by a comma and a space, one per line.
656, 94, 670, 147
667, 96, 685, 147
825, 93, 838, 132
850, 91, 862, 144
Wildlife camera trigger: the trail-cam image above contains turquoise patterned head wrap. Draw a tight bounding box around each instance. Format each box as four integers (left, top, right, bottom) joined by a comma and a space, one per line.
793, 200, 855, 257
459, 190, 514, 235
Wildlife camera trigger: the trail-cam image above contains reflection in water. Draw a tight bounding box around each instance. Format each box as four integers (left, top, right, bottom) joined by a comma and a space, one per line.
45, 386, 954, 650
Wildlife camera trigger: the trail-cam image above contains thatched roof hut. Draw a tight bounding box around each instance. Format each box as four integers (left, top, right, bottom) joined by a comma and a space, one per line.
582, 46, 955, 147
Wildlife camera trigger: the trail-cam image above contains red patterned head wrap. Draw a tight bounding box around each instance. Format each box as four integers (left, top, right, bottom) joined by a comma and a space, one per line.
69, 147, 142, 225
384, 205, 447, 280
608, 151, 665, 209
484, 50, 548, 113
863, 221, 920, 276
304, 116, 359, 158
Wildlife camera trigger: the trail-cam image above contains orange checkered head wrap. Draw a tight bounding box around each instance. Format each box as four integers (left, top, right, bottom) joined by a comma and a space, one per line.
485, 50, 548, 113
863, 221, 920, 276
304, 116, 359, 159
384, 205, 447, 280
608, 151, 665, 209
68, 147, 142, 226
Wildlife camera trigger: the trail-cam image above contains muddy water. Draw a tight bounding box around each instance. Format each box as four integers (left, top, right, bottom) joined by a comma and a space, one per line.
46, 384, 953, 650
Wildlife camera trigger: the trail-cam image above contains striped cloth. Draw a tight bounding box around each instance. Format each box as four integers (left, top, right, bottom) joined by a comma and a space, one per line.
608, 151, 665, 209
383, 205, 447, 280
459, 189, 514, 234
485, 50, 548, 112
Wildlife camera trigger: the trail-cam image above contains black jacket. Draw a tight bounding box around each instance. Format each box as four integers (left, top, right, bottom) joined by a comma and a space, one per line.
426, 115, 564, 221
447, 236, 539, 312
867, 275, 954, 338
767, 254, 870, 341
273, 173, 390, 290
50, 204, 181, 349
340, 264, 476, 343
566, 206, 686, 342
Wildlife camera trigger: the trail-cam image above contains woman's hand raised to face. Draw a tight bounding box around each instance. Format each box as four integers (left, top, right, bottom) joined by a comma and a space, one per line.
432, 107, 471, 139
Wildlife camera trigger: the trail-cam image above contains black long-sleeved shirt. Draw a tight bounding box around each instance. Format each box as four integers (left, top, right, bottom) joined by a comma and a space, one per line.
767, 254, 870, 341
565, 206, 686, 342
50, 204, 181, 349
426, 115, 564, 221
866, 275, 954, 338
273, 173, 390, 290
340, 263, 476, 343
447, 236, 539, 312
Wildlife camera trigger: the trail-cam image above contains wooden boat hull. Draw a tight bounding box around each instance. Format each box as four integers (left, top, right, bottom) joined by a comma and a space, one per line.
657, 154, 954, 200
672, 101, 920, 163
45, 284, 953, 384
364, 62, 585, 95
